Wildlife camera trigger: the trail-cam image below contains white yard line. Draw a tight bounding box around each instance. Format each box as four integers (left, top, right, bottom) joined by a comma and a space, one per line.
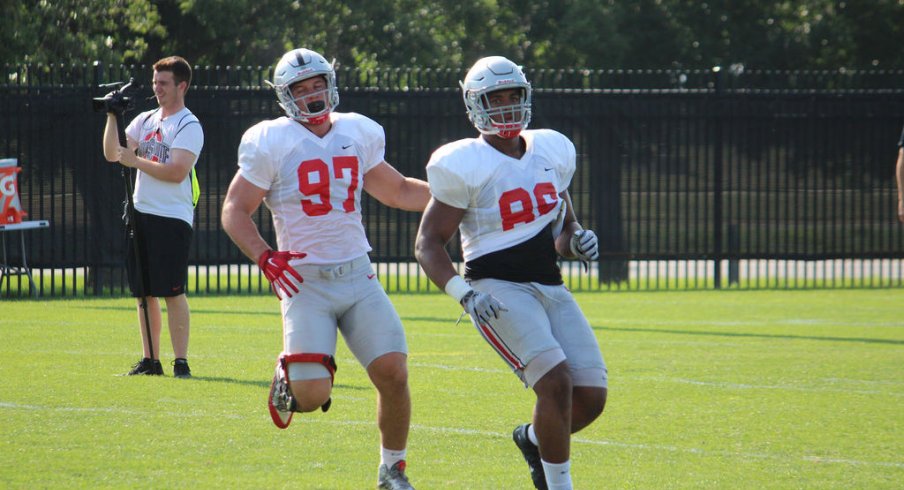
628, 375, 904, 396
3, 401, 901, 469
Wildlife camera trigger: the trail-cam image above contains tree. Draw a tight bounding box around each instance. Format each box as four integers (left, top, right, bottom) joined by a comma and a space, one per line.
0, 0, 164, 66
3, 0, 904, 70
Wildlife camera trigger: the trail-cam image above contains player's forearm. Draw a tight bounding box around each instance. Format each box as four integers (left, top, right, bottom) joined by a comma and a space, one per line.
221, 209, 271, 262
102, 114, 121, 162
375, 177, 430, 211
397, 177, 431, 212
414, 239, 459, 292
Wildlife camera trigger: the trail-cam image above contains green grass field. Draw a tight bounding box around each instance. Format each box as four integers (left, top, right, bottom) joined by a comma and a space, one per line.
1, 289, 902, 489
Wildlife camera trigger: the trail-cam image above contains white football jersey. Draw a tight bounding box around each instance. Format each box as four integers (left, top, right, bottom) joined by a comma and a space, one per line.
427, 129, 576, 261
237, 112, 385, 264
126, 107, 204, 226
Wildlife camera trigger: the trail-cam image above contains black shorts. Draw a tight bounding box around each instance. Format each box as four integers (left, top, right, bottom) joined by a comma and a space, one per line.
126, 210, 192, 298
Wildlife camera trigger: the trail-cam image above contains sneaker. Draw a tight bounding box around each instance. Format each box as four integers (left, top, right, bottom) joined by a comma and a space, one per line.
377, 460, 413, 490
513, 423, 547, 490
173, 359, 192, 378
127, 358, 163, 376
268, 363, 296, 429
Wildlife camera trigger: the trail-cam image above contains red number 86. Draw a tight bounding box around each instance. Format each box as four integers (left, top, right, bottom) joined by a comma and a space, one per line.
498, 182, 557, 231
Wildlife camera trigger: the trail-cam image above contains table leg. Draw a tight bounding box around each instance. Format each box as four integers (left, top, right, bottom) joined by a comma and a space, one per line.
19, 231, 38, 298
0, 233, 7, 286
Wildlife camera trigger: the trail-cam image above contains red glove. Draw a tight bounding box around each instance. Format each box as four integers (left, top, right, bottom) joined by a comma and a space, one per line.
257, 250, 307, 299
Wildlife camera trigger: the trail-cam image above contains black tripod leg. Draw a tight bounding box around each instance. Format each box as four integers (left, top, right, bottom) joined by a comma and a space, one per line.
116, 113, 155, 363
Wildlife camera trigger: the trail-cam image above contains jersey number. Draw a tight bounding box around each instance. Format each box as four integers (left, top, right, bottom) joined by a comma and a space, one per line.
499, 182, 557, 231
296, 156, 359, 216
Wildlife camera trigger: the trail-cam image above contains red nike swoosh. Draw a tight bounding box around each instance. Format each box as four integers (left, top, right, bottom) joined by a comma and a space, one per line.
367, 274, 376, 280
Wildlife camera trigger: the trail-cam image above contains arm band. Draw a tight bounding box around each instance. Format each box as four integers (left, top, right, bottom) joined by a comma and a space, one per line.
443, 275, 473, 303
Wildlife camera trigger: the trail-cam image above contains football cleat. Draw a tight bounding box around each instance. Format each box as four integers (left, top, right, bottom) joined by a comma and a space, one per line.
268, 363, 296, 429
377, 460, 414, 490
513, 424, 547, 490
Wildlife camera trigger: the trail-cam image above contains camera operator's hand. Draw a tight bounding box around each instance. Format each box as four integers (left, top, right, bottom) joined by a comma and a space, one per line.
112, 146, 138, 168
98, 91, 126, 115
106, 92, 129, 115
94, 81, 133, 115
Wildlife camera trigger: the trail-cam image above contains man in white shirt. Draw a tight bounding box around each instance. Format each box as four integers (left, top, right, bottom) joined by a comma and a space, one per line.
103, 55, 203, 379
415, 56, 607, 490
221, 48, 429, 490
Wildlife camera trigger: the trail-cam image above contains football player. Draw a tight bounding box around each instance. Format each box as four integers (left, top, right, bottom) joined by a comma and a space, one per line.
221, 48, 429, 490
415, 56, 607, 490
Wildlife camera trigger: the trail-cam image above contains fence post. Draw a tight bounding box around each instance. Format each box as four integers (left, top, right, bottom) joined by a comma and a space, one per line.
596, 103, 628, 285
712, 66, 724, 289
728, 223, 739, 285
91, 60, 105, 296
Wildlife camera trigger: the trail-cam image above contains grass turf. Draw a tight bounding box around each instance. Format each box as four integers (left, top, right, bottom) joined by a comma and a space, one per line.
1, 289, 902, 488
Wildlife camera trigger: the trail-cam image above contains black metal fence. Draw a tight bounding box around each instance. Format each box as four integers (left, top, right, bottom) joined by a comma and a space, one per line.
2, 64, 903, 297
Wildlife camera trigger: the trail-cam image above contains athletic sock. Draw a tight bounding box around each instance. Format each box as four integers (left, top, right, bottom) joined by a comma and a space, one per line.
541, 460, 572, 490
527, 423, 539, 446
381, 447, 406, 468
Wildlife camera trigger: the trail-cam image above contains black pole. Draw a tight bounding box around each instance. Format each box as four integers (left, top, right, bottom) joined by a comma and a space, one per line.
114, 82, 155, 363
121, 163, 155, 363
712, 66, 724, 289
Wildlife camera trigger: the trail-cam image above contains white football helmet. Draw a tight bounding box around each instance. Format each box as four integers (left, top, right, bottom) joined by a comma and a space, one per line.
460, 56, 532, 139
266, 48, 339, 125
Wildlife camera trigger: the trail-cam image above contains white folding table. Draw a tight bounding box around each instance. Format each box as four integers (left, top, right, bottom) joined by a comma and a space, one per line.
0, 220, 50, 297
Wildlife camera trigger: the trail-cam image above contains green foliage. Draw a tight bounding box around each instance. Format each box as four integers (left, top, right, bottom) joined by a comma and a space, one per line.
2, 1, 904, 69
1, 291, 902, 487
167, 0, 350, 67
0, 0, 165, 65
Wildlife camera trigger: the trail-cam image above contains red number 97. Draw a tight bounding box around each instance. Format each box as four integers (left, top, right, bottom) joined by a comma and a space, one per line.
296, 156, 359, 216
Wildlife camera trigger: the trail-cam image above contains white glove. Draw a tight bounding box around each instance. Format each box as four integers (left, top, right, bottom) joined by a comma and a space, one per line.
570, 229, 599, 261
460, 290, 508, 326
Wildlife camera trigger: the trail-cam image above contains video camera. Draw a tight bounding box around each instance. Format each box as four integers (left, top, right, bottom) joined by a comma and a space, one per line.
92, 78, 135, 114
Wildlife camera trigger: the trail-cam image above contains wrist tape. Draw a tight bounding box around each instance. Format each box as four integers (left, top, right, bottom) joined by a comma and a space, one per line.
443, 275, 472, 303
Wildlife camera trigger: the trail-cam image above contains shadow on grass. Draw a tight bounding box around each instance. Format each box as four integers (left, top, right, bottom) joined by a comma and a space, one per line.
594, 325, 904, 345
75, 305, 281, 316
